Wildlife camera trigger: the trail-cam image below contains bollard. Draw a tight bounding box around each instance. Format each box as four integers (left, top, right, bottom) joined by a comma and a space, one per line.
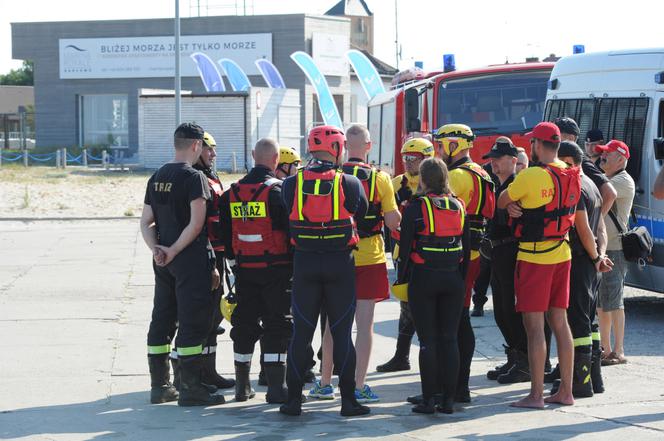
103, 150, 109, 170
231, 152, 237, 174
56, 149, 61, 168
23, 150, 28, 167
82, 148, 88, 167
62, 148, 67, 169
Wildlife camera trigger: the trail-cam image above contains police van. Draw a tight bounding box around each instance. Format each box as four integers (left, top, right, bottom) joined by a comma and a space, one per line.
544, 48, 664, 292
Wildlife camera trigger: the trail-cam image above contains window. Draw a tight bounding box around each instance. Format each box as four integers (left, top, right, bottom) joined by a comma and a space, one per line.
80, 94, 128, 147
437, 70, 550, 135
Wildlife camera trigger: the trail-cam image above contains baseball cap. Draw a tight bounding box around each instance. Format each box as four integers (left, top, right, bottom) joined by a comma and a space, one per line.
586, 129, 604, 143
482, 137, 518, 159
553, 117, 580, 136
595, 140, 630, 159
174, 122, 205, 140
526, 122, 561, 142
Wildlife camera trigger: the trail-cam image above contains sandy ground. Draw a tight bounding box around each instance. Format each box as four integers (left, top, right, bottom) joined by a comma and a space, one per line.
0, 165, 242, 218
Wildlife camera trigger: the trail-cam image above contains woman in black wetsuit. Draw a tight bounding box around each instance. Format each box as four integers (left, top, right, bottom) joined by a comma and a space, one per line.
397, 157, 470, 414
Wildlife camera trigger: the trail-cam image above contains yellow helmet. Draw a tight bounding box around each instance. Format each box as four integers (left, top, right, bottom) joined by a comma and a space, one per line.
279, 146, 301, 165
401, 138, 435, 157
203, 132, 217, 148
391, 282, 409, 302
220, 293, 237, 322
434, 124, 475, 156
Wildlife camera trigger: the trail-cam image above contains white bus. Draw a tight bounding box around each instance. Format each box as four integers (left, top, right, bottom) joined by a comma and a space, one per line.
544, 48, 664, 292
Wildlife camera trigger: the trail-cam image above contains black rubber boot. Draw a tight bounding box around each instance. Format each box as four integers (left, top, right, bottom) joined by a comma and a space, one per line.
470, 304, 484, 317
455, 387, 471, 403
170, 356, 180, 390
544, 363, 560, 383
201, 352, 235, 389
265, 364, 289, 404
340, 384, 370, 417
234, 362, 256, 402
279, 384, 304, 416
177, 356, 225, 406
436, 394, 455, 414
572, 349, 594, 398
497, 350, 530, 384
487, 346, 514, 380
407, 393, 423, 404
376, 333, 411, 372
303, 368, 316, 383
412, 396, 435, 414
258, 368, 267, 386
591, 342, 605, 393
149, 354, 179, 404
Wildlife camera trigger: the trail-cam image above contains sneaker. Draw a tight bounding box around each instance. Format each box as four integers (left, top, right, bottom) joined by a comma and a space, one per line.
355, 384, 380, 403
308, 380, 335, 400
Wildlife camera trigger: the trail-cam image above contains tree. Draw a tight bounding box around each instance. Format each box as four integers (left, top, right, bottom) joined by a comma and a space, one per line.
0, 60, 34, 86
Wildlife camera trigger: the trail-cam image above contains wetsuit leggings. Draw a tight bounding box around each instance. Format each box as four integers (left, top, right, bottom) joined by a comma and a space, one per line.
287, 250, 357, 393
409, 265, 464, 400
472, 255, 491, 308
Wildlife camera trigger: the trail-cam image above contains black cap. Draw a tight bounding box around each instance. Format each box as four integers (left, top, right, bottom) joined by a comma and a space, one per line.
553, 117, 580, 136
482, 138, 518, 159
174, 122, 205, 140
557, 140, 584, 166
586, 129, 604, 143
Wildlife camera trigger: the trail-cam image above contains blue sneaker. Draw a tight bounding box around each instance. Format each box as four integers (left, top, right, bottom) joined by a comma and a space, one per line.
355, 384, 379, 403
308, 380, 335, 400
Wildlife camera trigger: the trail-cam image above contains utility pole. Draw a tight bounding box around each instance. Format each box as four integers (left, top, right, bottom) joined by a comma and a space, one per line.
394, 0, 399, 70
175, 0, 181, 126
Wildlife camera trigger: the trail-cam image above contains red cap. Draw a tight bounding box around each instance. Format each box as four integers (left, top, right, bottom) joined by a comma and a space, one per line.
526, 122, 561, 142
595, 140, 630, 159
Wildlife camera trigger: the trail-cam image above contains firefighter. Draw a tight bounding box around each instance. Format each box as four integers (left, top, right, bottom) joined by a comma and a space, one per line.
434, 123, 496, 402
275, 146, 302, 179
140, 122, 225, 406
186, 131, 236, 390
219, 138, 293, 404
377, 138, 435, 374
279, 125, 369, 417
497, 122, 580, 408
396, 157, 470, 414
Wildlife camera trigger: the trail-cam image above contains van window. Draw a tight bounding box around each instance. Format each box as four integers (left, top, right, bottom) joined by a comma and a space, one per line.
544, 99, 594, 143
659, 100, 664, 138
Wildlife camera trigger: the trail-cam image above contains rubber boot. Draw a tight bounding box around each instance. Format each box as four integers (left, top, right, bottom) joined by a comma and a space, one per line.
258, 367, 267, 386
487, 346, 514, 380
436, 393, 455, 414
412, 396, 435, 414
544, 363, 560, 383
591, 341, 605, 393
170, 356, 180, 390
201, 352, 236, 389
279, 383, 304, 416
149, 354, 179, 404
303, 368, 316, 383
339, 384, 370, 417
572, 349, 594, 398
407, 393, 423, 404
455, 387, 471, 403
177, 356, 226, 406
234, 362, 256, 402
497, 350, 530, 384
265, 364, 288, 404
376, 333, 411, 372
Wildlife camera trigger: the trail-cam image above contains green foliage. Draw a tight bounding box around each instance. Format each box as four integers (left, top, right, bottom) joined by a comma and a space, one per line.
0, 60, 34, 86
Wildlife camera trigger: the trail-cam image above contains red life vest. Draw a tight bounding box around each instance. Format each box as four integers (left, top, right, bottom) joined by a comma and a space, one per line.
288, 168, 359, 252
410, 193, 465, 266
229, 178, 290, 268
513, 164, 581, 245
452, 161, 495, 250
341, 161, 383, 238
206, 176, 225, 252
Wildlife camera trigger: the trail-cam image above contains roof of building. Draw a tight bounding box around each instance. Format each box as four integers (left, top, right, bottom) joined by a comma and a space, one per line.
325, 0, 373, 17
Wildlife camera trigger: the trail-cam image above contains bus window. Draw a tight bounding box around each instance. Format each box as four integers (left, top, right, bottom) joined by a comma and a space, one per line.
438, 70, 550, 135
595, 98, 649, 183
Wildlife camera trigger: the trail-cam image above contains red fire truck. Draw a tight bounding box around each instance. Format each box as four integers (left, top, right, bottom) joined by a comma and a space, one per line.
367, 62, 554, 175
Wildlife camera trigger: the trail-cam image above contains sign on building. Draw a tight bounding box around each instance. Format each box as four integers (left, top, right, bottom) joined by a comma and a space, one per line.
312, 33, 350, 77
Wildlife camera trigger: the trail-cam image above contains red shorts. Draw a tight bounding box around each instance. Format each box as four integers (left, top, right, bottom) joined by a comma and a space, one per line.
355, 263, 390, 302
464, 256, 481, 308
514, 260, 571, 312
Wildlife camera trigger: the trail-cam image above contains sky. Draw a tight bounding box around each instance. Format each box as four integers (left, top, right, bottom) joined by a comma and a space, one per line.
1, 0, 662, 75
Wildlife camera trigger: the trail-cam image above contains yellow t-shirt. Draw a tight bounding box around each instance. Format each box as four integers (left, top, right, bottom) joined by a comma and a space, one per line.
449, 164, 481, 261
506, 159, 572, 265
392, 172, 419, 197
353, 170, 398, 266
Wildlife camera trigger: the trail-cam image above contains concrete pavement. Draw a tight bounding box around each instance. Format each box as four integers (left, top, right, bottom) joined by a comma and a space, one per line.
1, 220, 664, 440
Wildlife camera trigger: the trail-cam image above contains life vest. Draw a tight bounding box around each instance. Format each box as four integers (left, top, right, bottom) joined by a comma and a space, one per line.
229, 178, 290, 268
341, 161, 383, 238
410, 193, 465, 267
206, 175, 225, 252
512, 164, 581, 246
288, 168, 359, 252
451, 161, 495, 250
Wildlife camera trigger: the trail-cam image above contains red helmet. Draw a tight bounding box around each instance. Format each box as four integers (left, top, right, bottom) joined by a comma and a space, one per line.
307, 125, 345, 159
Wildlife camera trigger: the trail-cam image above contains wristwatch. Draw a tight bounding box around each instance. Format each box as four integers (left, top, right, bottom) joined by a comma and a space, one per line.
591, 255, 602, 265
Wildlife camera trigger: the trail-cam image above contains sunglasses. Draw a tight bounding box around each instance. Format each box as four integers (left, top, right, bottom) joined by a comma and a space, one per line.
402, 155, 422, 162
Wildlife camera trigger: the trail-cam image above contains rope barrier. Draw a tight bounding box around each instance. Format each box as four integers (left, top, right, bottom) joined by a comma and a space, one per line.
87, 153, 103, 161
1, 153, 24, 162
28, 154, 56, 162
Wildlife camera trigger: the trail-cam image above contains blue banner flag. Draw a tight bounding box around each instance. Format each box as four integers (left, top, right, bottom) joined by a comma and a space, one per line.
346, 49, 385, 100
218, 58, 252, 92
290, 51, 343, 129
190, 52, 225, 92
255, 59, 286, 89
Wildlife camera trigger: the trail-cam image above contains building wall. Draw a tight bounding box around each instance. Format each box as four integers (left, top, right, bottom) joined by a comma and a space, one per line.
0, 86, 34, 113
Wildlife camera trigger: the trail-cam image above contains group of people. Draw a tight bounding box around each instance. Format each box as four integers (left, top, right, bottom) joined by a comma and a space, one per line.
140, 115, 635, 415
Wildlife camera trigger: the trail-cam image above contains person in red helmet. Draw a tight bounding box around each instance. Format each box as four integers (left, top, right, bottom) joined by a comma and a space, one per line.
279, 125, 369, 417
